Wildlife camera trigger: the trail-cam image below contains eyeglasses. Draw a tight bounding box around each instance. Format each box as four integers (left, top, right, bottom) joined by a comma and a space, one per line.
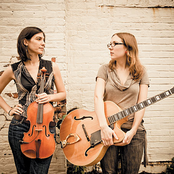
107, 42, 124, 48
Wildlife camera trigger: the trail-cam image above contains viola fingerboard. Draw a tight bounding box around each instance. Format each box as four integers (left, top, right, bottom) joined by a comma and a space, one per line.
108, 87, 174, 125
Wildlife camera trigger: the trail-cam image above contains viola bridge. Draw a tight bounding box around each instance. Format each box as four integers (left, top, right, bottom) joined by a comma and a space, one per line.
35, 129, 43, 132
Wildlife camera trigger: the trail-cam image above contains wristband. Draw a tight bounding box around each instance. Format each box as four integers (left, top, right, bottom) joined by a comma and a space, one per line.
8, 108, 13, 116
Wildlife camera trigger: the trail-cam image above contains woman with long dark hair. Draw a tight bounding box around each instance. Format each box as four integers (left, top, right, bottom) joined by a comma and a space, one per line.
0, 27, 66, 174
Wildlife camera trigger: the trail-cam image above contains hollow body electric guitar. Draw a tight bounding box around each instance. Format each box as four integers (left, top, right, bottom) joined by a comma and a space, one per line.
60, 87, 174, 166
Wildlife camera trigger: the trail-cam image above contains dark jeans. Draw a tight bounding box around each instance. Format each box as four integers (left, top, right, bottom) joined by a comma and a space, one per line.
8, 117, 54, 174
100, 129, 145, 174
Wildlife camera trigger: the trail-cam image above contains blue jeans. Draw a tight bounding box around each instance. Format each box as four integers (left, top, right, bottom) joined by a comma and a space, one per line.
100, 129, 145, 174
8, 117, 54, 174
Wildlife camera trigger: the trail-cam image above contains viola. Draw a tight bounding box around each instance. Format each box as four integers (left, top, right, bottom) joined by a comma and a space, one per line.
20, 67, 55, 159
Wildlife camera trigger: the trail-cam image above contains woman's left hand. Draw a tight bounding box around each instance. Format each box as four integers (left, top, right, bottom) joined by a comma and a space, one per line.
35, 93, 51, 104
122, 129, 136, 145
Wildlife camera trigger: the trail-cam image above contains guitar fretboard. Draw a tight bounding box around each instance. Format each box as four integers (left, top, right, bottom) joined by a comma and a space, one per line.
108, 87, 174, 125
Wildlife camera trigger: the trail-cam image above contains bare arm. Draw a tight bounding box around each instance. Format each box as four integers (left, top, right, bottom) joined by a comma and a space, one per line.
123, 84, 148, 144
0, 66, 15, 114
94, 78, 117, 146
51, 62, 66, 101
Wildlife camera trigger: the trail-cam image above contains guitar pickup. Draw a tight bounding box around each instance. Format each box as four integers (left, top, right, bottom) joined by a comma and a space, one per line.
90, 130, 102, 146
84, 130, 102, 156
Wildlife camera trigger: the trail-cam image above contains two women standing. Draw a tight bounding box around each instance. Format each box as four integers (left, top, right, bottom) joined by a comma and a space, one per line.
0, 27, 148, 174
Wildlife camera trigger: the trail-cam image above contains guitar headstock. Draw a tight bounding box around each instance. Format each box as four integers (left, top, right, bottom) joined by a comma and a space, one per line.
170, 86, 174, 94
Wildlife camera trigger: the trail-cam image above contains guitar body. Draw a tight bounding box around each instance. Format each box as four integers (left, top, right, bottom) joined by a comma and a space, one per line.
60, 101, 128, 166
60, 87, 174, 166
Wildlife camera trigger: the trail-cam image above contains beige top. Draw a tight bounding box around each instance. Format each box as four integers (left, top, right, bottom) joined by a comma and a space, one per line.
96, 64, 149, 130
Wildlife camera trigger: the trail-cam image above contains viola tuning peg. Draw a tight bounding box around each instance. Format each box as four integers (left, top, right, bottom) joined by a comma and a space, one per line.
41, 67, 47, 73
37, 73, 41, 78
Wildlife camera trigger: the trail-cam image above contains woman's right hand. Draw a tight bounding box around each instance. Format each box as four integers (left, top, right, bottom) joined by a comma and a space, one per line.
101, 125, 118, 146
8, 104, 24, 116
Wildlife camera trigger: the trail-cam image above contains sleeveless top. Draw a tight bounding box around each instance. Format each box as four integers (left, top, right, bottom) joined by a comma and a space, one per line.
11, 59, 55, 118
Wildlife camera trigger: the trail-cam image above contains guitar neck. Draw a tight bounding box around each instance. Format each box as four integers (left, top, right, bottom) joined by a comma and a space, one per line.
108, 87, 174, 125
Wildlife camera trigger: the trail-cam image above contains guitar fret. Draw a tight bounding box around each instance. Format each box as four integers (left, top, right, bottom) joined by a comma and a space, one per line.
133, 105, 138, 112
139, 102, 144, 109
122, 111, 126, 117
109, 115, 115, 123
113, 115, 117, 123
128, 108, 133, 114
124, 109, 129, 116
117, 112, 122, 119
155, 95, 161, 101
165, 90, 171, 96
169, 88, 174, 94
114, 115, 117, 122
121, 111, 125, 118
136, 104, 141, 110
160, 93, 165, 99
130, 107, 134, 113
113, 114, 118, 121
151, 97, 156, 103
147, 99, 152, 105
143, 100, 148, 107
108, 116, 112, 123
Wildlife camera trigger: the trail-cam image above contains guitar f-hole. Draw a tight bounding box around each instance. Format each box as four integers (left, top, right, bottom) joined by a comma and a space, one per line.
74, 116, 93, 120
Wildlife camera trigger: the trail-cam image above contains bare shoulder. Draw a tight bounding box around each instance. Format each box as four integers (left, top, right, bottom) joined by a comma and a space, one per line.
2, 65, 14, 79
52, 62, 61, 74
0, 66, 14, 93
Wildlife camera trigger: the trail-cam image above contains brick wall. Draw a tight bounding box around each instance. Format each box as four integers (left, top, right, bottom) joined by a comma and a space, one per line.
0, 0, 174, 173
65, 0, 174, 173
0, 0, 66, 173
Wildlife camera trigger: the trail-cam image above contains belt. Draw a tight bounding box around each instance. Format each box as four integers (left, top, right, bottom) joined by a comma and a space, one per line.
13, 115, 29, 124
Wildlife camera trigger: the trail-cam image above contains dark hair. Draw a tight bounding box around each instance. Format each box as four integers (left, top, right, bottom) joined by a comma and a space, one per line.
17, 27, 45, 62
